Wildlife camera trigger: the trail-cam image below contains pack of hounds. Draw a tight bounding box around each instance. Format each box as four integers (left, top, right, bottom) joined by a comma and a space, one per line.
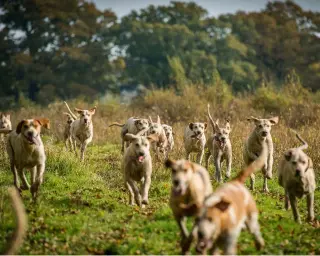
0, 102, 316, 255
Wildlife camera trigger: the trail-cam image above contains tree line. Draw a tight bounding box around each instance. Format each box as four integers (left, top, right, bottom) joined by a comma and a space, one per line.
0, 0, 319, 108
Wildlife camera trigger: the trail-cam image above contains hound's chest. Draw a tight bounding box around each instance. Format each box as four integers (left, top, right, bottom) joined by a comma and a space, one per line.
170, 193, 198, 217
288, 180, 309, 198
16, 150, 44, 169
75, 130, 91, 142
187, 138, 205, 150
128, 163, 145, 180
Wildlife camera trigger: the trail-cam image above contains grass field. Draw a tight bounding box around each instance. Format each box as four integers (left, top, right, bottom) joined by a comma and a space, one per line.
0, 124, 319, 255
0, 131, 320, 254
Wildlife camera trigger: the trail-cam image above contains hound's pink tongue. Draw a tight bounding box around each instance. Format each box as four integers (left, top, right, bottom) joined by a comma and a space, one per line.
138, 156, 145, 162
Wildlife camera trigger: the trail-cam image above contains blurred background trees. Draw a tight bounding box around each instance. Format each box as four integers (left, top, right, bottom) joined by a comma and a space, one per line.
0, 0, 319, 108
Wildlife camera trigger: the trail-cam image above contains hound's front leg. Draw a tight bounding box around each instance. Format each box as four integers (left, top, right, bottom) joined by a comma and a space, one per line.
80, 140, 90, 161
31, 164, 45, 200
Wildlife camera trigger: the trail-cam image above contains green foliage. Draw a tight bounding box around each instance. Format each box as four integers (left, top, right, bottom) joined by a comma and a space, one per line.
0, 0, 319, 108
0, 127, 319, 254
167, 56, 188, 91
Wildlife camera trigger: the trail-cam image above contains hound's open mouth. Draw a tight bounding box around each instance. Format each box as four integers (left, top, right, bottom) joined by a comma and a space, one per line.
191, 133, 201, 139
173, 187, 182, 196
138, 156, 145, 163
24, 135, 39, 145
196, 239, 211, 253
218, 140, 225, 148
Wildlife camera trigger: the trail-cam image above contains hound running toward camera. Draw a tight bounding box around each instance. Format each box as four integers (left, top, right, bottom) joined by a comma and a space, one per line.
162, 124, 174, 158
63, 112, 75, 151
148, 116, 168, 159
183, 122, 207, 164
0, 118, 50, 200
278, 132, 316, 223
0, 113, 12, 142
195, 144, 267, 255
165, 158, 213, 254
244, 116, 278, 192
122, 133, 158, 207
64, 101, 96, 161
109, 117, 150, 153
205, 104, 232, 182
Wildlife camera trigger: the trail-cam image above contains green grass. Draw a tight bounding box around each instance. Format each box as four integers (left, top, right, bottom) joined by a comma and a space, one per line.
0, 140, 319, 255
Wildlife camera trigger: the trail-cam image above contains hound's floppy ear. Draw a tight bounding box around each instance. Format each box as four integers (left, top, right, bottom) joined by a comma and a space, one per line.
158, 131, 168, 147
36, 118, 50, 129
213, 119, 220, 133
247, 116, 260, 125
215, 199, 231, 212
124, 133, 137, 142
225, 119, 231, 131
204, 195, 221, 208
157, 115, 161, 124
147, 133, 159, 143
306, 157, 313, 171
74, 108, 84, 114
284, 150, 293, 161
189, 123, 194, 130
269, 116, 279, 125
134, 119, 140, 126
165, 159, 176, 168
204, 195, 230, 212
16, 120, 26, 134
89, 106, 96, 115
204, 122, 208, 130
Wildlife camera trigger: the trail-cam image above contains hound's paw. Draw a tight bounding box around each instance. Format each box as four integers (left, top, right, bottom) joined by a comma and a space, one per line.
255, 238, 265, 250
20, 183, 30, 190
142, 199, 149, 205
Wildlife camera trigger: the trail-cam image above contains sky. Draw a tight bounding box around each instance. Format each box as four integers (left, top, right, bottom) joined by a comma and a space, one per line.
92, 0, 320, 18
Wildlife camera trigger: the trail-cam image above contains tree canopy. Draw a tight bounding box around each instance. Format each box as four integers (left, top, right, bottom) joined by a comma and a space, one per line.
0, 0, 319, 108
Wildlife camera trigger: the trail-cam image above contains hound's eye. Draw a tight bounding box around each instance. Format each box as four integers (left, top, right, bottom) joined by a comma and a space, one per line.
301, 161, 306, 165
24, 125, 28, 129
259, 124, 263, 128
292, 161, 297, 165
135, 143, 139, 147
207, 217, 213, 222
144, 144, 148, 147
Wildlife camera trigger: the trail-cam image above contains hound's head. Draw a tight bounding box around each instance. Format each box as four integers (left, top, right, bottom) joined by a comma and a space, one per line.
0, 113, 11, 129
189, 122, 207, 139
162, 124, 173, 139
124, 133, 158, 163
213, 119, 231, 147
196, 195, 230, 254
134, 118, 149, 131
148, 115, 163, 136
16, 118, 50, 145
74, 107, 96, 126
284, 148, 312, 179
165, 159, 196, 197
247, 116, 278, 138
